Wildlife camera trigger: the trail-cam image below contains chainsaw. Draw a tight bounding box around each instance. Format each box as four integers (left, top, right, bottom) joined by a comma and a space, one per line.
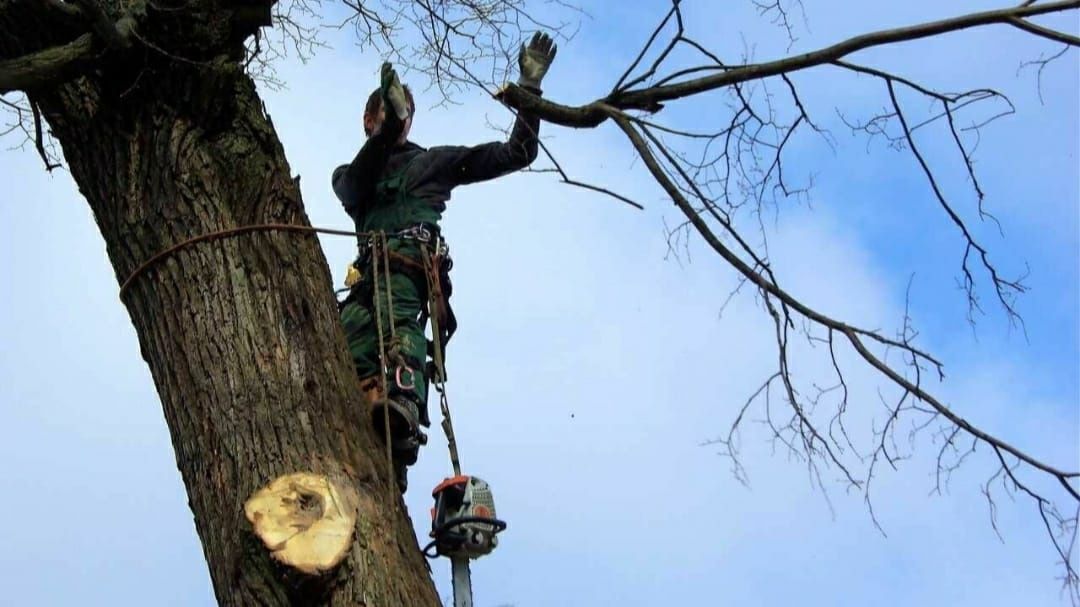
426, 475, 506, 559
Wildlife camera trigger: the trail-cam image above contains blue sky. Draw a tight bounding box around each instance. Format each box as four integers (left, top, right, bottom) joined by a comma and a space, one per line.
0, 1, 1077, 605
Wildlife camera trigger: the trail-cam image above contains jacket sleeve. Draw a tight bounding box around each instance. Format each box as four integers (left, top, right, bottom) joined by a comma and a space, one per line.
443, 108, 541, 186
332, 113, 406, 220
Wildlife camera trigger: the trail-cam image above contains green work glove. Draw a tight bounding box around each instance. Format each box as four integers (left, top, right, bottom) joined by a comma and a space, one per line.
517, 32, 557, 92
381, 62, 410, 122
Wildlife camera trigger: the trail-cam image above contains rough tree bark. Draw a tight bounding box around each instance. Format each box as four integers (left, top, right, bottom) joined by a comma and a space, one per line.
3, 2, 440, 605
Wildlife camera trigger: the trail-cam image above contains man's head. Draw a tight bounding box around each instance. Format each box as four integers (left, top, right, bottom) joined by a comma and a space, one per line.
363, 85, 415, 142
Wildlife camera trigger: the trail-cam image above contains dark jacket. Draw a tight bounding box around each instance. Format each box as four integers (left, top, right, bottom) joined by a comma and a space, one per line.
332, 110, 541, 231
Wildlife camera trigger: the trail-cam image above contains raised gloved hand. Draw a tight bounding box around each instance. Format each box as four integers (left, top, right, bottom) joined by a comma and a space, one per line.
517, 32, 557, 92
381, 62, 410, 122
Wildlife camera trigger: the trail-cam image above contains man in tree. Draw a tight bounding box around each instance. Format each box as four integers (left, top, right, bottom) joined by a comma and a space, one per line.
332, 32, 558, 491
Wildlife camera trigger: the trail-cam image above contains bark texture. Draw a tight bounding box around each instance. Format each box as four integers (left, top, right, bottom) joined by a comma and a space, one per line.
8, 2, 441, 605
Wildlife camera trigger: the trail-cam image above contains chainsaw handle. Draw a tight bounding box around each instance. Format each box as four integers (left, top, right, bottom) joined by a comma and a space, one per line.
422, 516, 507, 559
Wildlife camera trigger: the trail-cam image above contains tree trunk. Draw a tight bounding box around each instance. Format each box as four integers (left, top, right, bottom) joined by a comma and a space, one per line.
28, 19, 441, 607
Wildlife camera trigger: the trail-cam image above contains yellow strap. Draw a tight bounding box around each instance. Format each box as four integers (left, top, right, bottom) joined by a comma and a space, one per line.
344, 263, 362, 287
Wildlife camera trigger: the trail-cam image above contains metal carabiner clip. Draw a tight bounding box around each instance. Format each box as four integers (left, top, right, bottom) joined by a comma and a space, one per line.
395, 366, 417, 391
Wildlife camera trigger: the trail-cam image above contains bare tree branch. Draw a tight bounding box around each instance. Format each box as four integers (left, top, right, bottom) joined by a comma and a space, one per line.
1008, 15, 1080, 46
500, 0, 1080, 123
606, 104, 1076, 483
0, 33, 96, 94
884, 79, 1026, 324
69, 0, 139, 50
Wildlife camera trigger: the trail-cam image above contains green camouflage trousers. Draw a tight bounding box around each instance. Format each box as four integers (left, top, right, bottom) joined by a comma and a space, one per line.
339, 262, 429, 411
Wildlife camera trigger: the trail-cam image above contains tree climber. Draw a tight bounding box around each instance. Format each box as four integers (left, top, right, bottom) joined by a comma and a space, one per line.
332, 33, 557, 492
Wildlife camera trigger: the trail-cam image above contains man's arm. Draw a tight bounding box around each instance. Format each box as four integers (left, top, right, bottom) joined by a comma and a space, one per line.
332, 114, 403, 220
332, 63, 410, 219
445, 109, 541, 186
444, 32, 556, 186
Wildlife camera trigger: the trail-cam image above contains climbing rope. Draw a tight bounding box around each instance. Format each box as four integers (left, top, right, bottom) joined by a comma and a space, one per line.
118, 223, 363, 299
368, 231, 398, 505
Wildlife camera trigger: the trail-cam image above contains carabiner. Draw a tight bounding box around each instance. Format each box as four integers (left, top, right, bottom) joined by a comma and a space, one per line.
395, 365, 417, 391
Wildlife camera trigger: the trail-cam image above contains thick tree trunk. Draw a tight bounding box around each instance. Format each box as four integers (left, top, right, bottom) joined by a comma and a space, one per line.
29, 25, 441, 607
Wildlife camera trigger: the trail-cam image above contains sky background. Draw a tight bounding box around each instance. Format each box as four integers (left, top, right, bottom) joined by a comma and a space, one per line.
1, 1, 1077, 605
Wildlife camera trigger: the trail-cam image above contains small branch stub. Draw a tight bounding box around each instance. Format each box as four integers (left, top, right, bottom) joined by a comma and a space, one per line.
244, 473, 358, 575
